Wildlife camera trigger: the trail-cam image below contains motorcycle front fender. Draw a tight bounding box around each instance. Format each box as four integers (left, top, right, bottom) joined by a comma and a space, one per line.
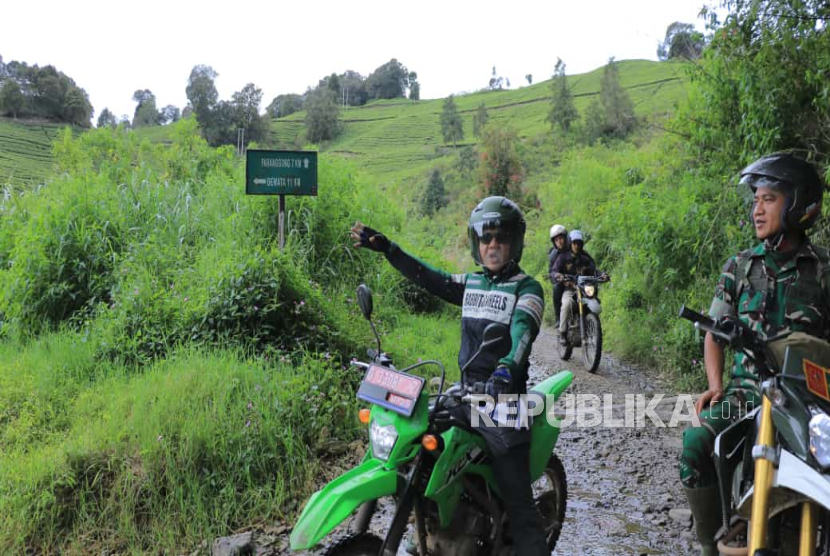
774, 449, 830, 510
290, 458, 399, 550
737, 449, 830, 517
585, 298, 601, 315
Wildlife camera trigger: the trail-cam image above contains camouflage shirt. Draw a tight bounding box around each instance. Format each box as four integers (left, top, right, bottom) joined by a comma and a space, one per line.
708, 240, 830, 384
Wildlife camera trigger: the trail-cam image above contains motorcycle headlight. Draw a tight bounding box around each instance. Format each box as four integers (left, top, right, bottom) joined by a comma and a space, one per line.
809, 413, 830, 469
369, 421, 398, 461
583, 284, 596, 298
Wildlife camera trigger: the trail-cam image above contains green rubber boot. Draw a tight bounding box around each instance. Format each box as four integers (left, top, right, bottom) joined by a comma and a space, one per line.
684, 485, 722, 556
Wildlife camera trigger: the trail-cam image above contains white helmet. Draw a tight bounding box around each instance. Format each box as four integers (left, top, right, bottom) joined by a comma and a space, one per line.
549, 224, 567, 240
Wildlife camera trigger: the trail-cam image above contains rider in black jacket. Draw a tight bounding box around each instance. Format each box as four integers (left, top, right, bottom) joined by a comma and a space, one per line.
552, 230, 597, 343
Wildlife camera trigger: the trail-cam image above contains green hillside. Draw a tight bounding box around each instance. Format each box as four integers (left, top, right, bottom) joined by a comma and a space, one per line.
0, 60, 688, 191
0, 118, 70, 187
271, 60, 690, 184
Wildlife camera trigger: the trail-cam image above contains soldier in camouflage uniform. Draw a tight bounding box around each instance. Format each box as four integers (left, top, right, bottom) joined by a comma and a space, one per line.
350, 196, 550, 556
680, 153, 829, 556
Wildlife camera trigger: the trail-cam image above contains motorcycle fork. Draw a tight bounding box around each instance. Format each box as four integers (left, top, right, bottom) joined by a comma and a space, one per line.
799, 502, 817, 556
749, 396, 776, 554
381, 450, 425, 556
577, 290, 585, 340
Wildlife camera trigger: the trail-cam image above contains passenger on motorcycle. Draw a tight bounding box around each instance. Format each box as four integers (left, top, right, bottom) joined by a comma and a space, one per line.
680, 152, 830, 556
552, 230, 597, 344
548, 224, 569, 326
350, 195, 550, 556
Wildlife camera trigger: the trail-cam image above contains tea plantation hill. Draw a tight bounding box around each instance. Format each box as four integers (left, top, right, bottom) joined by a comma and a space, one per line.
0, 59, 689, 189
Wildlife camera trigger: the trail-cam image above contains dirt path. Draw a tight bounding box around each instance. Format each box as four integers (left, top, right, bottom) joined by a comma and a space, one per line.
528, 327, 698, 555
236, 326, 701, 555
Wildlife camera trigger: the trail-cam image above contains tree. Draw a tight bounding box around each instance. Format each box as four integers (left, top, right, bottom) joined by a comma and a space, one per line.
479, 126, 524, 199
305, 87, 341, 143
366, 59, 414, 99
160, 105, 180, 124
62, 86, 92, 126
0, 79, 25, 118
657, 22, 705, 61
421, 169, 446, 216
488, 66, 505, 90
547, 58, 579, 133
408, 72, 420, 100
473, 103, 489, 138
132, 89, 160, 127
232, 83, 268, 145
599, 57, 635, 137
526, 74, 533, 85
440, 95, 464, 146
97, 108, 117, 128
186, 65, 219, 127
338, 70, 368, 106
266, 94, 303, 118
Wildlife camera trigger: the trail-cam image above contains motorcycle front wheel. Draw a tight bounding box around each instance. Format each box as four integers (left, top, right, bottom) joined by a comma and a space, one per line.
582, 313, 603, 373
533, 454, 568, 552
323, 532, 384, 556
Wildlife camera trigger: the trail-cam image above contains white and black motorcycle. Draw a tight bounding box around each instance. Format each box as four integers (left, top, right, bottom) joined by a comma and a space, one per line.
556, 273, 609, 373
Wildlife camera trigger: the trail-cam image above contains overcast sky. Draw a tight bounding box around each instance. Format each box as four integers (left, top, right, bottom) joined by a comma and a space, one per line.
1, 0, 717, 123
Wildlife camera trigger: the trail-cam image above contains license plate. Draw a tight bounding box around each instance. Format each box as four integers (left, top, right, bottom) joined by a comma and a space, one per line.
357, 364, 425, 417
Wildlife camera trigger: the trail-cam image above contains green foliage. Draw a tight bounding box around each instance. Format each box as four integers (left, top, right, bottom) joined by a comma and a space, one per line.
365, 58, 415, 100
657, 22, 705, 61
0, 79, 24, 118
304, 87, 341, 143
599, 58, 637, 138
547, 58, 579, 134
266, 93, 303, 118
96, 108, 117, 129
479, 126, 524, 199
676, 0, 830, 167
408, 72, 420, 100
440, 95, 464, 146
473, 103, 488, 139
0, 59, 92, 126
132, 89, 161, 128
421, 169, 446, 216
185, 65, 219, 127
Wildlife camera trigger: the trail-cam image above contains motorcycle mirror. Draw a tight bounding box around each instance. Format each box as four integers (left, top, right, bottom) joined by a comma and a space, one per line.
481, 323, 508, 347
356, 284, 373, 320
461, 323, 509, 375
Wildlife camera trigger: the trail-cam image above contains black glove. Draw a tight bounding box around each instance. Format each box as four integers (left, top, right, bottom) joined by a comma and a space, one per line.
360, 226, 391, 253
485, 365, 513, 400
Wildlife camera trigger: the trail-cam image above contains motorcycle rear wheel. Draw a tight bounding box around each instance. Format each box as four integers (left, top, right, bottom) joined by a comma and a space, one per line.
533, 454, 568, 552
323, 532, 384, 556
582, 313, 602, 373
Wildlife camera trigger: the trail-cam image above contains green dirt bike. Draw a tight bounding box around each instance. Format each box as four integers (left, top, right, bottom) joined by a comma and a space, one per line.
290, 284, 573, 556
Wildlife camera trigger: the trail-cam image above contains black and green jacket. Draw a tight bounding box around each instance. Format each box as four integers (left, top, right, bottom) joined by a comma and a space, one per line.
385, 242, 545, 386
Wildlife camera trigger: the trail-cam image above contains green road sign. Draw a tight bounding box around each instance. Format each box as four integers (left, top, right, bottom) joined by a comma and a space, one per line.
245, 150, 318, 196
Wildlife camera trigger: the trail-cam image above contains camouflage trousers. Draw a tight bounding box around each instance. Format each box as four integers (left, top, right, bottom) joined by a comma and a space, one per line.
679, 384, 762, 488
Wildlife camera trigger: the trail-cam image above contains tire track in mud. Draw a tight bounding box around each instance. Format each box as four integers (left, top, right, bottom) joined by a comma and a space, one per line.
245, 326, 701, 555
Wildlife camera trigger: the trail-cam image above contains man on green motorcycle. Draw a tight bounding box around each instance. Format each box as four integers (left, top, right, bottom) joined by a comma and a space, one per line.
680, 152, 830, 555
350, 195, 550, 555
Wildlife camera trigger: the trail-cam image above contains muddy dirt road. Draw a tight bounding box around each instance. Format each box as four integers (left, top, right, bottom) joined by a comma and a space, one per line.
245, 326, 701, 555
